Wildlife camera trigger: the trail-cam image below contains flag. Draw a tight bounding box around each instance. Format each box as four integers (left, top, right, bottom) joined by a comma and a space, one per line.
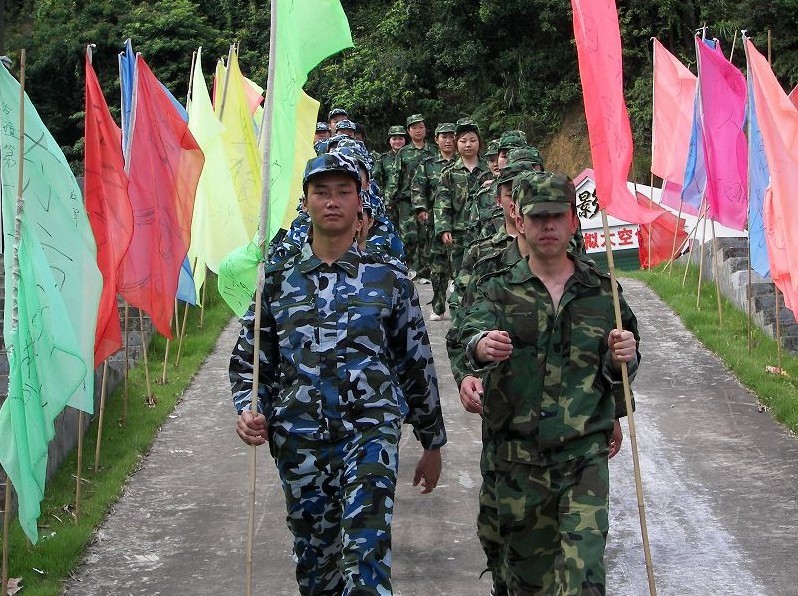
679, 88, 708, 215
187, 46, 248, 302
119, 39, 136, 157
0, 64, 101, 414
696, 38, 748, 230
747, 74, 771, 279
215, 53, 262, 238
266, 0, 354, 240
651, 39, 696, 209
118, 55, 204, 338
571, 0, 660, 225
745, 38, 798, 314
84, 53, 134, 366
635, 192, 688, 269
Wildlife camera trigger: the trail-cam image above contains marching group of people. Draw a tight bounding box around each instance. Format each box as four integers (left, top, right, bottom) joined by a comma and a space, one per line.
229, 106, 642, 596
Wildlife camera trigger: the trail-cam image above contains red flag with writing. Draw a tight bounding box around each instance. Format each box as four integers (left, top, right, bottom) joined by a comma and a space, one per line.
84, 54, 134, 365
118, 55, 204, 338
571, 0, 660, 224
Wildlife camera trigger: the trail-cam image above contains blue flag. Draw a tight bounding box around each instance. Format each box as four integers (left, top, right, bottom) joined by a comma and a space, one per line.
746, 76, 771, 278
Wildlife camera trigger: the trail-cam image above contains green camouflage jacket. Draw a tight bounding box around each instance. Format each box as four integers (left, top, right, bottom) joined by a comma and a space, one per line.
465, 179, 499, 246
387, 141, 437, 205
410, 153, 456, 218
433, 157, 491, 238
460, 255, 639, 465
372, 149, 402, 197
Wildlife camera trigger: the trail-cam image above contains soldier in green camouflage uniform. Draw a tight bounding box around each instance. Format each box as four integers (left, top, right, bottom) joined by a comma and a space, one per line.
411, 122, 457, 318
372, 125, 407, 206
231, 153, 446, 596
434, 118, 491, 275
485, 138, 500, 177
387, 114, 437, 275
458, 171, 640, 596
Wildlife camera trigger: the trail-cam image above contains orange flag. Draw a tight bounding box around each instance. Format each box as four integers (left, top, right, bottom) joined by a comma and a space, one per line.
118, 56, 204, 337
84, 54, 134, 365
651, 39, 697, 190
745, 38, 798, 314
571, 0, 660, 224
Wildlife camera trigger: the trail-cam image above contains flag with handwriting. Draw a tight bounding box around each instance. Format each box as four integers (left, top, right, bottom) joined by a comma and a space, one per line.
696, 38, 748, 230
745, 38, 798, 314
746, 74, 771, 279
84, 53, 134, 365
651, 39, 696, 211
571, 0, 660, 224
118, 55, 204, 338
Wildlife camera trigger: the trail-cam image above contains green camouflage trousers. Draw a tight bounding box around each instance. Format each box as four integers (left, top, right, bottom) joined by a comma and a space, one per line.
397, 200, 419, 271
429, 235, 451, 315
478, 435, 506, 592
495, 452, 609, 595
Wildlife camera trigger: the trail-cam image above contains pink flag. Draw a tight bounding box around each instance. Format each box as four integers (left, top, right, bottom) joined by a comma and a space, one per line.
745, 38, 798, 314
696, 39, 748, 230
571, 0, 660, 224
651, 39, 697, 192
789, 84, 798, 110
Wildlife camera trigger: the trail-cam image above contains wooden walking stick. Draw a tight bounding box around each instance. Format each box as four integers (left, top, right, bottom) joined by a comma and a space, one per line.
601, 211, 657, 595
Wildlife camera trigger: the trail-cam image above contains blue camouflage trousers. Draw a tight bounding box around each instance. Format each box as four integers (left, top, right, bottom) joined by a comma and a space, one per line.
271, 422, 401, 596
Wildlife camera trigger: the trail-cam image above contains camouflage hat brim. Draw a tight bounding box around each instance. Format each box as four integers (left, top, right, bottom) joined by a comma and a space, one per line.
521, 201, 572, 216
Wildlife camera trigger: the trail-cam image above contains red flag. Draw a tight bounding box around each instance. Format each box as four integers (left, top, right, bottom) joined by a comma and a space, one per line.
118, 56, 204, 338
571, 0, 660, 225
635, 192, 688, 269
84, 55, 134, 365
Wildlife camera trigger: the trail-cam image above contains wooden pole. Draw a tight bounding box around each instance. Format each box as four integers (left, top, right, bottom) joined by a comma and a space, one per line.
710, 221, 723, 326
245, 3, 278, 594
123, 301, 130, 424
775, 286, 783, 372
175, 301, 190, 368
2, 475, 11, 596
161, 300, 177, 384
601, 211, 657, 595
138, 310, 154, 403
199, 275, 207, 329
94, 360, 110, 471
75, 411, 84, 519
747, 240, 753, 354
696, 205, 708, 307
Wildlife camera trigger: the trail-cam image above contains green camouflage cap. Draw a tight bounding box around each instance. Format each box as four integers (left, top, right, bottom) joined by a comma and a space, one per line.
387, 125, 407, 139
485, 139, 500, 157
513, 171, 576, 216
496, 159, 535, 187
498, 131, 527, 152
455, 117, 480, 136
406, 113, 425, 127
506, 146, 544, 169
434, 122, 456, 136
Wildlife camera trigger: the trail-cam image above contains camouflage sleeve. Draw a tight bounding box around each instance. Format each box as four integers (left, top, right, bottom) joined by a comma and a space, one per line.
384, 154, 400, 205
459, 282, 504, 374
410, 159, 429, 212
600, 285, 640, 418
229, 295, 279, 415
372, 157, 385, 191
388, 275, 447, 450
433, 169, 453, 238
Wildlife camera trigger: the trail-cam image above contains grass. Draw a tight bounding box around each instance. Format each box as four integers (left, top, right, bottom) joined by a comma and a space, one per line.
2, 275, 235, 595
626, 263, 798, 433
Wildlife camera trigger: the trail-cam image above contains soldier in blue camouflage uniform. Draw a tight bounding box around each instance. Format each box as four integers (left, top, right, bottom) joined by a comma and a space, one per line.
387, 114, 437, 277
458, 171, 639, 596
372, 125, 407, 207
434, 117, 491, 275
411, 122, 458, 319
231, 153, 446, 596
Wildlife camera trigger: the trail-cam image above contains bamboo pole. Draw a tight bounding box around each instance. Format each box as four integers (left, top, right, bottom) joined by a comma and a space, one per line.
244, 4, 278, 594
94, 360, 110, 471
139, 310, 154, 403
175, 300, 190, 368
710, 221, 723, 326
775, 286, 783, 372
123, 301, 130, 424
75, 412, 84, 519
199, 276, 207, 329
696, 205, 708, 307
747, 239, 753, 354
601, 211, 657, 595
161, 300, 177, 384
2, 475, 11, 596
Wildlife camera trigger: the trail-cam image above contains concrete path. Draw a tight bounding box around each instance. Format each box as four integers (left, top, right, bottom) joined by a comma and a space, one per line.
63, 279, 798, 595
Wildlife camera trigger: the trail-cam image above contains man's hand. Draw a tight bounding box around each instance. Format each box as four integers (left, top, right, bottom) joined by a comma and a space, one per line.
413, 448, 442, 494
417, 209, 429, 223
608, 329, 636, 369
475, 330, 513, 363
459, 376, 485, 414
609, 419, 623, 458
236, 410, 268, 446
441, 231, 453, 246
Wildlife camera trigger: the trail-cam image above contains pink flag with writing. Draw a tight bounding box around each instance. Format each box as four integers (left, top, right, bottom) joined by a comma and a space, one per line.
571, 0, 660, 224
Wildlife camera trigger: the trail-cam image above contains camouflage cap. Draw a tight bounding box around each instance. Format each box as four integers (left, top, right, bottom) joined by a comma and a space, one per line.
513, 171, 576, 216
326, 133, 350, 150
303, 152, 362, 193
360, 190, 375, 214
455, 117, 480, 136
498, 131, 527, 152
387, 125, 407, 138
434, 122, 456, 136
316, 122, 330, 132
335, 119, 357, 131
332, 138, 374, 173
406, 113, 425, 127
328, 107, 348, 120
496, 160, 535, 187
506, 146, 544, 169
485, 138, 500, 158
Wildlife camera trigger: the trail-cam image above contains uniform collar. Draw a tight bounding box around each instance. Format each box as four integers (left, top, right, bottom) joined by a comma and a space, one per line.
298, 240, 362, 277
508, 254, 600, 288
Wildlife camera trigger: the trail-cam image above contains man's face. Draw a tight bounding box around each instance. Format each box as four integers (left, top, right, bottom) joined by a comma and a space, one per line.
436, 132, 455, 155
337, 128, 355, 138
314, 130, 330, 142
304, 173, 362, 237
497, 183, 513, 215
329, 115, 347, 133
517, 209, 577, 260
408, 121, 426, 142
488, 155, 499, 176
389, 135, 407, 151
497, 149, 510, 170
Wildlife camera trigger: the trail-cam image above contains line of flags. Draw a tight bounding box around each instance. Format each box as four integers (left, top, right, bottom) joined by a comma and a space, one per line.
0, 0, 354, 544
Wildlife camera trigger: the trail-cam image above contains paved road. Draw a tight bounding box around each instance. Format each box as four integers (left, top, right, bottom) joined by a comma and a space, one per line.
64, 279, 798, 595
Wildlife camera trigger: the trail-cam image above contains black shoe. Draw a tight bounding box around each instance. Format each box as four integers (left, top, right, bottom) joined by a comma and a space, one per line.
491, 586, 508, 596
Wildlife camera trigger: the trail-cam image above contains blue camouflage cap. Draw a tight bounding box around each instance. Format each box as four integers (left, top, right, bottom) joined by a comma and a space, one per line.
316, 122, 330, 132
335, 119, 357, 131
303, 153, 362, 193
513, 171, 576, 216
332, 139, 374, 174
328, 107, 348, 120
